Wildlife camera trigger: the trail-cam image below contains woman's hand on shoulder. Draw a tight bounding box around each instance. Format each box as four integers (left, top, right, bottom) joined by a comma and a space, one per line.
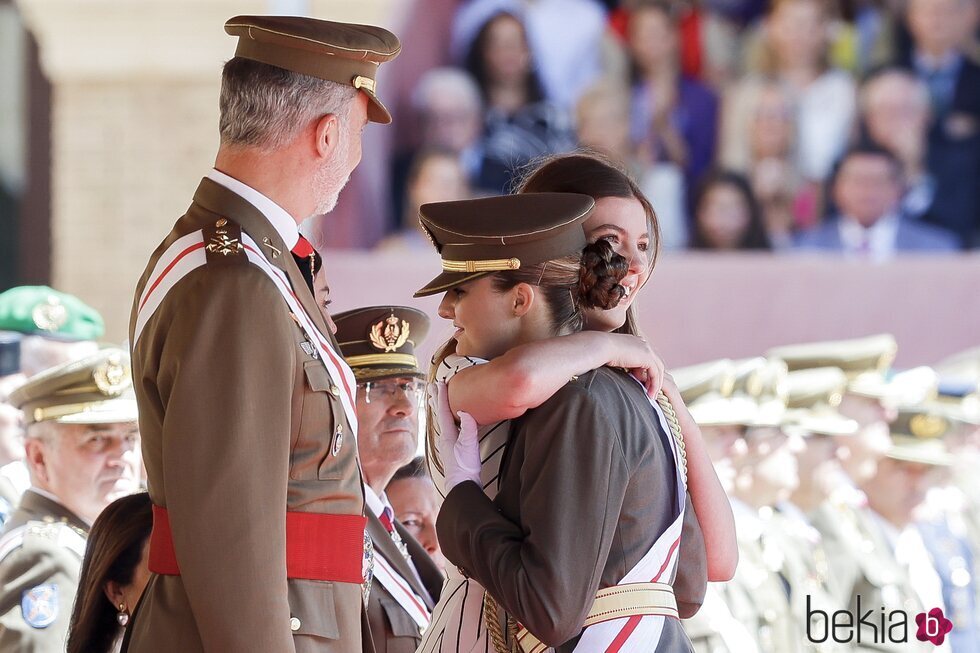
601, 333, 665, 399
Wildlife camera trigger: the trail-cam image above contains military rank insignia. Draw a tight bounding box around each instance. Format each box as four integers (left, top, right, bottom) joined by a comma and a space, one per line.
21, 584, 58, 629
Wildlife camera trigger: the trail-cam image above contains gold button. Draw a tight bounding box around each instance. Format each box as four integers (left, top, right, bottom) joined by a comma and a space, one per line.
289, 617, 301, 631
329, 384, 340, 397
215, 218, 227, 227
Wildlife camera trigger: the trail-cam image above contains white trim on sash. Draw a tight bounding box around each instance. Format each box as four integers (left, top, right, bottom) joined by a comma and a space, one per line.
374, 553, 432, 631
132, 229, 358, 437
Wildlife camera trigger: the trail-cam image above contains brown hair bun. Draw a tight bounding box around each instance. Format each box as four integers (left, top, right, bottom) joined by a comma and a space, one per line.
579, 239, 628, 310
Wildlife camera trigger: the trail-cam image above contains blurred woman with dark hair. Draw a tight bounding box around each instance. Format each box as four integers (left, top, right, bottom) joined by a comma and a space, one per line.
463, 11, 575, 193
691, 170, 773, 250
67, 492, 151, 653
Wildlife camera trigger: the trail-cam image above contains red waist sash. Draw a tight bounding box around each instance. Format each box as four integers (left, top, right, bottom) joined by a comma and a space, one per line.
149, 504, 366, 583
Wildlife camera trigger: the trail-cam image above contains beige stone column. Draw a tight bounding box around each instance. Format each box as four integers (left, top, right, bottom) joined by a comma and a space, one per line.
16, 0, 394, 341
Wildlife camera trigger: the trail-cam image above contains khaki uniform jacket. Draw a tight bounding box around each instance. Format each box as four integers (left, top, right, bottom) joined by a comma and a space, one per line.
724, 502, 799, 653
810, 500, 931, 652
764, 508, 849, 652
126, 179, 366, 653
437, 367, 698, 652
365, 513, 442, 653
0, 490, 88, 653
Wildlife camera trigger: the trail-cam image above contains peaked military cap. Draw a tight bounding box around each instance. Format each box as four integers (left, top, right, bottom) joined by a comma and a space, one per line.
751, 359, 788, 428
224, 15, 401, 124
0, 286, 104, 342
782, 367, 857, 436
767, 334, 900, 398
9, 348, 137, 425
672, 359, 757, 427
414, 193, 596, 296
334, 306, 430, 381
887, 405, 955, 466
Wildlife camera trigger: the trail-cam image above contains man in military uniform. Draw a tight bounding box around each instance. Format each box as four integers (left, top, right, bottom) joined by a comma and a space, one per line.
334, 306, 443, 653
770, 336, 934, 651
0, 348, 141, 652
126, 15, 400, 653
674, 359, 762, 653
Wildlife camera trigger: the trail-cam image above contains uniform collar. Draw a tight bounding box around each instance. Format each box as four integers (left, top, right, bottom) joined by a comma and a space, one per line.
22, 488, 90, 530
362, 483, 392, 519
207, 168, 300, 250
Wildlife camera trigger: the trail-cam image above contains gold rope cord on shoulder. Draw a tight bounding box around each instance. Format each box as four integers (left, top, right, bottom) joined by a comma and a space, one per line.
442, 258, 521, 273
655, 390, 688, 489
484, 591, 519, 653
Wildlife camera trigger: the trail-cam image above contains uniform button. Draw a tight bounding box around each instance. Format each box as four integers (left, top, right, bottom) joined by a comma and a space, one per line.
329, 384, 340, 397
290, 617, 301, 631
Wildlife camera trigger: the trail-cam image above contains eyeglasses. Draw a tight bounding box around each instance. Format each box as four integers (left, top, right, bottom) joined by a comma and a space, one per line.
359, 379, 426, 404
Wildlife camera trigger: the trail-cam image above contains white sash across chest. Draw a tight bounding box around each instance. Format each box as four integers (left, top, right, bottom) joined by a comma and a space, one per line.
133, 229, 358, 437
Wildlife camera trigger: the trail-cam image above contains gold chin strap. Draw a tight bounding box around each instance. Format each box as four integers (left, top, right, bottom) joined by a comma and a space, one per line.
441, 258, 521, 273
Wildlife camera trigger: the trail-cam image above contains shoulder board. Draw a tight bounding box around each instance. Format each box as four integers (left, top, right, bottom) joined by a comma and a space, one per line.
8, 520, 88, 560
202, 218, 247, 264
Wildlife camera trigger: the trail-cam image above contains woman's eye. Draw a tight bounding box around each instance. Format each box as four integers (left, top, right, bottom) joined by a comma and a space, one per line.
599, 234, 619, 244
638, 242, 649, 252
453, 288, 465, 297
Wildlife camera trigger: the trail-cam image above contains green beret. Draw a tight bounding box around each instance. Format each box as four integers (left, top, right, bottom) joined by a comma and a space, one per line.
0, 286, 104, 341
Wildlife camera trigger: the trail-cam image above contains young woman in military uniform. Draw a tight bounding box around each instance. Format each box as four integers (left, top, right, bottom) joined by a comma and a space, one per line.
414, 191, 699, 653
418, 154, 736, 653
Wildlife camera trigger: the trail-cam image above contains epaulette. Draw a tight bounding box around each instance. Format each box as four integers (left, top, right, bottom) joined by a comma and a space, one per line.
0, 520, 87, 563
202, 217, 247, 264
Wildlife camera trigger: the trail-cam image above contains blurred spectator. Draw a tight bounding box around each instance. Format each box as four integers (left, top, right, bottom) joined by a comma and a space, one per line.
858, 68, 936, 220
731, 0, 857, 183
795, 143, 959, 257
898, 0, 980, 247
390, 68, 487, 226
690, 170, 773, 250
626, 1, 719, 200
379, 149, 472, 251
463, 9, 576, 192
387, 457, 446, 573
0, 404, 24, 526
452, 0, 608, 111
575, 82, 688, 248
0, 332, 21, 403
720, 78, 821, 241
67, 492, 151, 653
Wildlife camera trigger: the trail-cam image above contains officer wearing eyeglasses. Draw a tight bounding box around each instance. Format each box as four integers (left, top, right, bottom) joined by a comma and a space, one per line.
334, 306, 443, 653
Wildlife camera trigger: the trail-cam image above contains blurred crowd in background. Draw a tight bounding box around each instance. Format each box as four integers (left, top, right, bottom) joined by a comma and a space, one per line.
374, 0, 979, 255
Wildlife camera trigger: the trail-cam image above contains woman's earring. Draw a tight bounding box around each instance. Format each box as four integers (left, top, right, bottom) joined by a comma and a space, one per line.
117, 603, 129, 626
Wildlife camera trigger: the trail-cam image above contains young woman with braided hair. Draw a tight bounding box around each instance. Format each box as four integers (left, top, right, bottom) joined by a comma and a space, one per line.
418, 154, 736, 653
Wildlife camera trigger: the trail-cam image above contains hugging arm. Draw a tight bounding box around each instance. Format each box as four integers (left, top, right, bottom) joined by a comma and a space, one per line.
446, 331, 664, 424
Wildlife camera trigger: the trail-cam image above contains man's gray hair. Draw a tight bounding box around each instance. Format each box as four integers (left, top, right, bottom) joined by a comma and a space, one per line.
219, 58, 358, 150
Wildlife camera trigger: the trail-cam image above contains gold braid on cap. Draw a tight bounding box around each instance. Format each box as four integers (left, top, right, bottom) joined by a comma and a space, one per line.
442, 258, 521, 273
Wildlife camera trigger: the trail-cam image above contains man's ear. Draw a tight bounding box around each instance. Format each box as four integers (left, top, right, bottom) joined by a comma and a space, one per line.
23, 438, 48, 485
313, 113, 341, 160
512, 283, 535, 318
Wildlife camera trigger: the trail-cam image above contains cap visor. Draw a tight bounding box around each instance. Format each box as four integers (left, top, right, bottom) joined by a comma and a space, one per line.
54, 400, 139, 425
414, 271, 491, 297
364, 90, 391, 124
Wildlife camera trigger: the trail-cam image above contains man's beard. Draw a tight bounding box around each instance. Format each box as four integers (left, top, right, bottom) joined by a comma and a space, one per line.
311, 130, 352, 217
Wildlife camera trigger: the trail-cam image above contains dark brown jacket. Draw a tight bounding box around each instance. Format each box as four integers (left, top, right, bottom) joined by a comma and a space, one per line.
438, 367, 698, 652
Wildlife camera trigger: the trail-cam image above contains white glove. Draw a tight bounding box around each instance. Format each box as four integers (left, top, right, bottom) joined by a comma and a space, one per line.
430, 381, 482, 490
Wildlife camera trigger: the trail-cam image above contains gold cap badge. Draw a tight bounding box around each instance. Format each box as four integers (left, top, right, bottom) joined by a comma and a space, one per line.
93, 354, 130, 396
369, 314, 410, 353
32, 296, 68, 332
